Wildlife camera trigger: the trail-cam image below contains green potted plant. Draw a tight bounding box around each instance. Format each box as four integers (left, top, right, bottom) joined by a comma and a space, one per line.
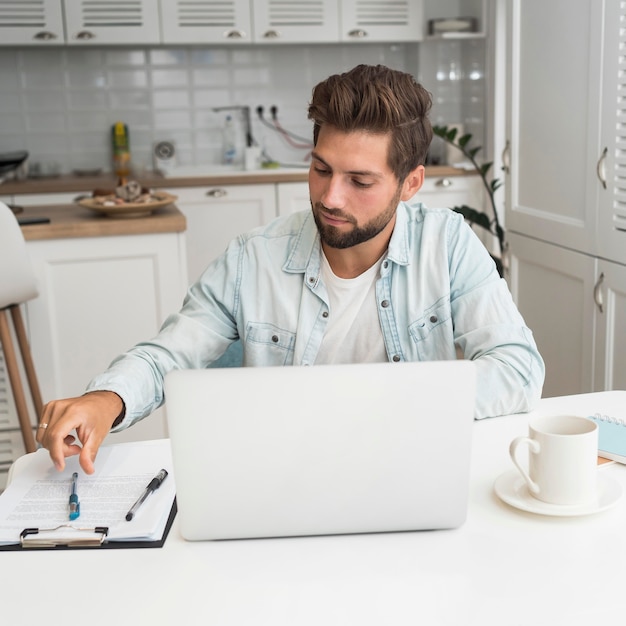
432, 125, 506, 277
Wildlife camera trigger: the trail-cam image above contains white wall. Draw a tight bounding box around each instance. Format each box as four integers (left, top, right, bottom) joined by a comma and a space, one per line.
0, 44, 417, 176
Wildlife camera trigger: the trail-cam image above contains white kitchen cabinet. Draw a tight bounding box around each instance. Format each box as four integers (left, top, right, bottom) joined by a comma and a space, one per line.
594, 258, 626, 392
253, 0, 339, 44
160, 0, 252, 44
277, 181, 310, 216
0, 0, 64, 46
414, 174, 483, 210
23, 230, 188, 447
340, 0, 422, 43
64, 0, 160, 45
169, 184, 277, 283
505, 0, 626, 397
508, 233, 596, 399
509, 232, 626, 400
505, 0, 603, 255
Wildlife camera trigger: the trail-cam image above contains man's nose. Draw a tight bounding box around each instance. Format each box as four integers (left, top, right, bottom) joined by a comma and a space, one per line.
320, 175, 346, 209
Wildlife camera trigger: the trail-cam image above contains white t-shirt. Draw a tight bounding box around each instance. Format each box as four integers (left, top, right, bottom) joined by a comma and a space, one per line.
315, 252, 388, 364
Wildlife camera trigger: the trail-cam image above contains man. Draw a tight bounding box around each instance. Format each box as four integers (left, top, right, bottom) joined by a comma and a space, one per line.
38, 64, 544, 474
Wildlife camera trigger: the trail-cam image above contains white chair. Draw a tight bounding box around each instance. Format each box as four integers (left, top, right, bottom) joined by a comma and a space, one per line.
0, 201, 42, 453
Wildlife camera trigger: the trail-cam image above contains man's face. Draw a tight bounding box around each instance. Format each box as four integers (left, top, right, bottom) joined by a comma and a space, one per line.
309, 125, 405, 249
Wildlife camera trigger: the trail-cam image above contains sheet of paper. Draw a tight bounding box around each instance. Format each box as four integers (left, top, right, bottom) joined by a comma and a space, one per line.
0, 439, 176, 545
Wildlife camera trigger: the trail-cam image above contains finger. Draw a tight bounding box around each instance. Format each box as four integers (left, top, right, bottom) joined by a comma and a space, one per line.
79, 441, 98, 475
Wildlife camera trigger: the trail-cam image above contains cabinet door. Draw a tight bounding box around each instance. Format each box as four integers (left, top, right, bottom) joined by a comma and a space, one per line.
594, 259, 626, 392
596, 0, 626, 265
24, 232, 188, 442
64, 0, 160, 44
0, 0, 64, 45
172, 184, 277, 283
340, 0, 422, 42
160, 0, 252, 44
505, 0, 603, 254
253, 0, 339, 43
508, 232, 596, 398
414, 174, 484, 211
276, 181, 309, 216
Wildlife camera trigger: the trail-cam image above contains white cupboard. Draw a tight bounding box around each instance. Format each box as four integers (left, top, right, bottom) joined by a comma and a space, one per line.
252, 0, 340, 44
505, 0, 626, 397
170, 184, 277, 282
63, 0, 160, 45
0, 0, 64, 45
340, 0, 422, 42
159, 0, 252, 45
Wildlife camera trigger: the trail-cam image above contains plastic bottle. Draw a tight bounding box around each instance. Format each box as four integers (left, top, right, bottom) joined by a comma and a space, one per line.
222, 115, 237, 165
111, 121, 131, 179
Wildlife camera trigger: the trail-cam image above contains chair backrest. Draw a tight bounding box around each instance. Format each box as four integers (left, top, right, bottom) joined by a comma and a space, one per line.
0, 202, 38, 309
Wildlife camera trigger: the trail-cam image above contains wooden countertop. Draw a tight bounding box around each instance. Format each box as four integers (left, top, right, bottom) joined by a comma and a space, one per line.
2, 165, 473, 196
18, 203, 186, 241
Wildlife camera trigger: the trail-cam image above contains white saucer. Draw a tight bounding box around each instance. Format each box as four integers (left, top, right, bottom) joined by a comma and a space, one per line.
493, 470, 623, 517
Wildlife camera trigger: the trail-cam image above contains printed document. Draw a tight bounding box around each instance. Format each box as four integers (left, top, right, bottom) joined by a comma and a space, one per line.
0, 439, 175, 546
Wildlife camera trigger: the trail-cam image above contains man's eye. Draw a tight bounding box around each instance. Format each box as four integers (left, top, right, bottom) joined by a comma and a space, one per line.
352, 179, 373, 188
313, 166, 330, 176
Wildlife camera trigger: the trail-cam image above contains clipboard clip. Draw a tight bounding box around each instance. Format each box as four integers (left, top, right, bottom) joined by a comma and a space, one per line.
20, 525, 109, 548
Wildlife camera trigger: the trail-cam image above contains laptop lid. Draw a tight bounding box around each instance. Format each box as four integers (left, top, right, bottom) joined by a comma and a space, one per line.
165, 360, 476, 541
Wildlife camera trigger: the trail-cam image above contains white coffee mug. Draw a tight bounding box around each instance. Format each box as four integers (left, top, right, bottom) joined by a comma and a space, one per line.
509, 415, 598, 505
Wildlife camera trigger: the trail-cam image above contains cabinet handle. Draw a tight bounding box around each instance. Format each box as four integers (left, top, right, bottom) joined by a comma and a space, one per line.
74, 30, 96, 40
348, 29, 368, 38
206, 188, 227, 198
596, 147, 608, 189
594, 272, 605, 313
501, 140, 510, 174
225, 29, 246, 39
33, 31, 58, 41
435, 178, 453, 188
263, 29, 281, 39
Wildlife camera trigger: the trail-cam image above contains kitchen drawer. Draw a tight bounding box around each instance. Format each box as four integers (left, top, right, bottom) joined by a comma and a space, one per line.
415, 174, 484, 211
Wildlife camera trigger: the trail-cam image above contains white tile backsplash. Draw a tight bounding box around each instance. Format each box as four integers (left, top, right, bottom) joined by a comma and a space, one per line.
0, 40, 484, 175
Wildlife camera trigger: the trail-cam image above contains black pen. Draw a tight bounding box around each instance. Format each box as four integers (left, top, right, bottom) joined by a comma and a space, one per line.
125, 469, 168, 521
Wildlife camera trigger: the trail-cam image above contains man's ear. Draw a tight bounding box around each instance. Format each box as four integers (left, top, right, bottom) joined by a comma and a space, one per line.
400, 165, 425, 201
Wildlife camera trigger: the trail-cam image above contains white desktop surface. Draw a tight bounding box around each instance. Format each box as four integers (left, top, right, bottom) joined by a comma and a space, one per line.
2, 391, 626, 626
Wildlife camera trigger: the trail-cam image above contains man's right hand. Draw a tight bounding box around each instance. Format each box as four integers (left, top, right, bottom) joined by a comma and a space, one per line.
36, 391, 124, 474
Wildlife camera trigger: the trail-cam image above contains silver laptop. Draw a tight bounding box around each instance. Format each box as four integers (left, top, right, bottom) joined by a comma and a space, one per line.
165, 360, 476, 541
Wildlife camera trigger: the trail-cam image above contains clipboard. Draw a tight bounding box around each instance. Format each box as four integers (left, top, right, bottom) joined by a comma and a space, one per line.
0, 499, 177, 551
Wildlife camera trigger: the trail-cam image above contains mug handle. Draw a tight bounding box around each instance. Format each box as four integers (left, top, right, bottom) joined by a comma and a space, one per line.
509, 437, 541, 494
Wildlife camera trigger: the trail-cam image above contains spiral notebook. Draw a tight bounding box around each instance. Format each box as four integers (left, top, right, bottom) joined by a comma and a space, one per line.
589, 413, 626, 464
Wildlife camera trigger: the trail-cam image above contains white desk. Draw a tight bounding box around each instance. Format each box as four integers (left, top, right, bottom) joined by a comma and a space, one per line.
2, 391, 626, 625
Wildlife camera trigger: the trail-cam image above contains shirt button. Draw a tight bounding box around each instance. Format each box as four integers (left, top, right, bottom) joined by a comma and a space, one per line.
381, 300, 390, 308
383, 261, 389, 269
309, 277, 315, 284
392, 355, 401, 362
322, 311, 329, 318
430, 315, 438, 323
271, 335, 279, 343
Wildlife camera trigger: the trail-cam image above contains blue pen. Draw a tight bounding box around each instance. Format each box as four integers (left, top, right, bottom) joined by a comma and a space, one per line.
69, 472, 80, 521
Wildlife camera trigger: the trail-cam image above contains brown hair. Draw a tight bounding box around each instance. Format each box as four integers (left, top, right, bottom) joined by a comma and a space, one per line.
308, 64, 433, 181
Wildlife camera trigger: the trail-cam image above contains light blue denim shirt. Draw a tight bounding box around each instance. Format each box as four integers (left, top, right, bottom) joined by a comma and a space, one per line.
88, 202, 544, 426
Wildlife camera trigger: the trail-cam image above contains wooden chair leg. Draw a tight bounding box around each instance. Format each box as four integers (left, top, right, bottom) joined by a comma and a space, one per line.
10, 305, 44, 418
0, 309, 37, 454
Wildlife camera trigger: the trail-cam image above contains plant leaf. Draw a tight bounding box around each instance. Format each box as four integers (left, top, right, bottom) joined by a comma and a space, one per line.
479, 162, 493, 177
458, 134, 472, 148
452, 205, 492, 232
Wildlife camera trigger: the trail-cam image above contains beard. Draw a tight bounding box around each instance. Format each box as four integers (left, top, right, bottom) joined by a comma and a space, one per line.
312, 186, 402, 249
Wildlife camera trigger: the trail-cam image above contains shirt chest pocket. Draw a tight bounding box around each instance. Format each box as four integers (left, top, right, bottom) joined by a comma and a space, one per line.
408, 300, 454, 360
244, 322, 296, 365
